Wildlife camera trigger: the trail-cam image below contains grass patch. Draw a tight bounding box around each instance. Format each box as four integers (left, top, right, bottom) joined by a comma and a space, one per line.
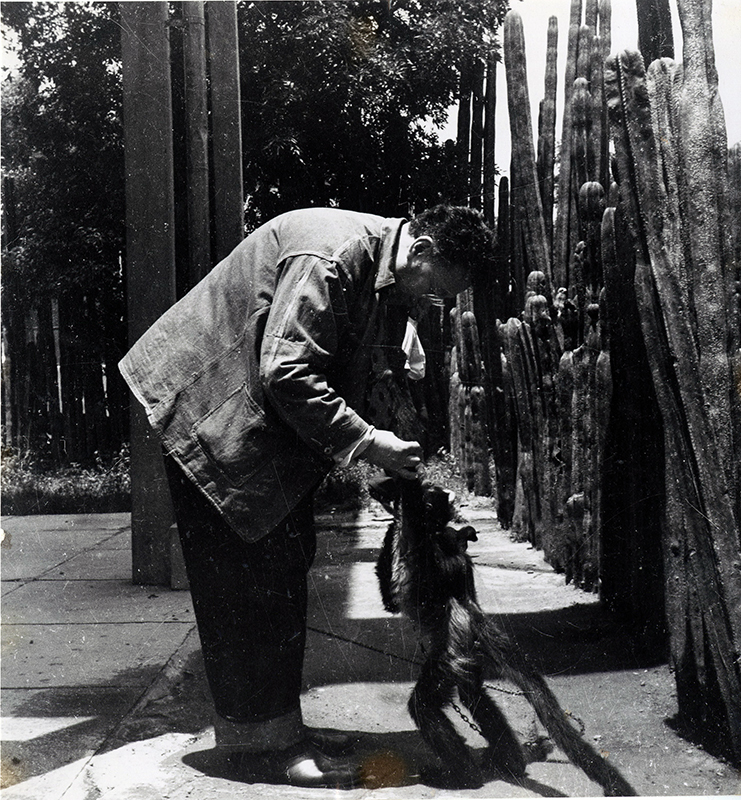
1, 446, 131, 515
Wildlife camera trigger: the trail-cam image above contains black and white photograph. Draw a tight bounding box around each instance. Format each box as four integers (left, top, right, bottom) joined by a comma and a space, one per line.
1, 0, 740, 797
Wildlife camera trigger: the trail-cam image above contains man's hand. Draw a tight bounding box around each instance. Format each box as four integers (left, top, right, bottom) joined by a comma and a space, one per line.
363, 429, 423, 479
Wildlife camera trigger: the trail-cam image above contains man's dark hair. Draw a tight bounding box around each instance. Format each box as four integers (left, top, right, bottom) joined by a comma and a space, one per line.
408, 205, 494, 280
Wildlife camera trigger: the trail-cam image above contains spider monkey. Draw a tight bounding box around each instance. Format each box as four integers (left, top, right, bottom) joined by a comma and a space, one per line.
372, 472, 637, 795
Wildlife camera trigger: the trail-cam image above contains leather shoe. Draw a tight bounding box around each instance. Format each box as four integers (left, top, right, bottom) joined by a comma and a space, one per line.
305, 726, 358, 756
233, 740, 361, 789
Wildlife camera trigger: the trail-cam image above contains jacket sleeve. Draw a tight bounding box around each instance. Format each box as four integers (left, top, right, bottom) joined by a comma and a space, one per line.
259, 254, 372, 459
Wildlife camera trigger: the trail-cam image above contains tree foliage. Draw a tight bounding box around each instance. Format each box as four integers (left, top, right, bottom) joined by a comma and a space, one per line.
237, 0, 506, 226
2, 1, 124, 307
2, 2, 126, 465
2, 0, 506, 298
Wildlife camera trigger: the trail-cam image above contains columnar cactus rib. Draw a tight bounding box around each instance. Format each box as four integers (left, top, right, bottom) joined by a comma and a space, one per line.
496, 318, 518, 529
571, 240, 587, 342
463, 309, 492, 495
469, 385, 491, 494
730, 143, 741, 267
529, 289, 563, 568
567, 337, 591, 587
603, 53, 644, 246
730, 142, 741, 422
599, 202, 665, 627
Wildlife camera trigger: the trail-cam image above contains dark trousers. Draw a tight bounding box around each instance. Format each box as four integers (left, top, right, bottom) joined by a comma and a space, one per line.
165, 457, 317, 723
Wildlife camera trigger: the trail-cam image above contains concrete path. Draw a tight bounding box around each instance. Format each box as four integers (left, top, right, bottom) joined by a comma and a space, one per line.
1, 504, 738, 798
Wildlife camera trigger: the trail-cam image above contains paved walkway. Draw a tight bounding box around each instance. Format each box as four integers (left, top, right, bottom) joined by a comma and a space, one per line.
1, 504, 738, 798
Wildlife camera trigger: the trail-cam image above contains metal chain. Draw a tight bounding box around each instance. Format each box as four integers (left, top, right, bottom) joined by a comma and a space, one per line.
310, 626, 582, 738
310, 626, 526, 688
308, 625, 421, 665
565, 709, 586, 736
450, 700, 484, 736
484, 681, 526, 697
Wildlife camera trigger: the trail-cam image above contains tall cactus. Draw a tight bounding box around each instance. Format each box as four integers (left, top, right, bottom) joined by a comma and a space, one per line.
599, 203, 665, 639
500, 317, 538, 544
571, 76, 594, 190
469, 58, 485, 210
503, 10, 552, 292
537, 16, 558, 250
553, 0, 583, 288
450, 303, 491, 496
598, 0, 611, 58
606, 39, 741, 761
495, 176, 511, 319
590, 36, 607, 189
576, 24, 593, 80
483, 47, 498, 225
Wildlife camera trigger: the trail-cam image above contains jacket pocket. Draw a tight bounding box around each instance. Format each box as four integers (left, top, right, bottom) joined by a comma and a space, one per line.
192, 384, 278, 486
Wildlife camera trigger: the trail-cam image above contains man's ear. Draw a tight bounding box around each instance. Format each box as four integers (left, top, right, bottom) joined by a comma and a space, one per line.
411, 236, 435, 256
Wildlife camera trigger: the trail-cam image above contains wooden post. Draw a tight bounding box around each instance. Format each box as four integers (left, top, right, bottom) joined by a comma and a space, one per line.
120, 2, 177, 586
183, 0, 211, 286
207, 0, 244, 260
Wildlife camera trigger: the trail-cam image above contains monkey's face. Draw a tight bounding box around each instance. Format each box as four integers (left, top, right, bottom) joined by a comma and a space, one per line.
421, 482, 454, 528
437, 524, 478, 556
419, 481, 478, 556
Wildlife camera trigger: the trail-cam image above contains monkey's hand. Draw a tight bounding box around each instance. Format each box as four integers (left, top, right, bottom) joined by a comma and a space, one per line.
362, 429, 423, 479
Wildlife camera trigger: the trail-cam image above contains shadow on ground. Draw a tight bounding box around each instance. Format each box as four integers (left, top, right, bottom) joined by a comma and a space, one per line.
181, 730, 575, 797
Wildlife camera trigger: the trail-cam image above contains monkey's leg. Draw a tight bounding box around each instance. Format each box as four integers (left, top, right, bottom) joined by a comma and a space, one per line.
409, 653, 484, 789
459, 671, 527, 780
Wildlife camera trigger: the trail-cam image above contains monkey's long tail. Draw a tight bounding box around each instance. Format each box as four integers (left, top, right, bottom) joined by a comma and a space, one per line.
476, 612, 637, 797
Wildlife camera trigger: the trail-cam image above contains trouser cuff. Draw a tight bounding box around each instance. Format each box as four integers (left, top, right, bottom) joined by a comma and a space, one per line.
214, 708, 304, 753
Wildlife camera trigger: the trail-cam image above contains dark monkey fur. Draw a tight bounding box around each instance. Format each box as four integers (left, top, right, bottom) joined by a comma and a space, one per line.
373, 473, 636, 795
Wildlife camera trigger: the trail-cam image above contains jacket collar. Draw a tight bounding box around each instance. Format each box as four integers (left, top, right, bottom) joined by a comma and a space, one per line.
375, 218, 406, 292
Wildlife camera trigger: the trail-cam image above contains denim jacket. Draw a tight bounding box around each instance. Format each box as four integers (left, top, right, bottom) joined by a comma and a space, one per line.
119, 208, 406, 541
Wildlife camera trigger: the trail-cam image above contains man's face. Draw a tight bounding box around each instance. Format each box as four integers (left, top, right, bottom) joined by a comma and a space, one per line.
395, 237, 471, 305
